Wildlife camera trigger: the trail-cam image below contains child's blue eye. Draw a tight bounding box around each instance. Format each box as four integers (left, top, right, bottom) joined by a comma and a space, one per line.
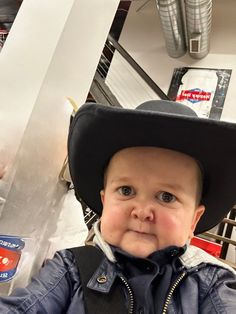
158, 191, 176, 203
118, 186, 134, 196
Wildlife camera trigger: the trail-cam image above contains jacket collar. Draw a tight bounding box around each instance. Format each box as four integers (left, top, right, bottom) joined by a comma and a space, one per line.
87, 256, 118, 293
92, 221, 236, 275
93, 220, 116, 263
180, 245, 236, 275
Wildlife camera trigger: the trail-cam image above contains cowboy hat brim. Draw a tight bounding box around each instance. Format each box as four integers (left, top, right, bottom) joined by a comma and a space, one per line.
68, 102, 236, 234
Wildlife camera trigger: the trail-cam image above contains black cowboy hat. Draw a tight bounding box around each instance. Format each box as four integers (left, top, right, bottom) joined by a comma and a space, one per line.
68, 101, 236, 234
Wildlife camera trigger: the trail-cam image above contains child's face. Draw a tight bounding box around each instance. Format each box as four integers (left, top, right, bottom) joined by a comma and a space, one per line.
100, 147, 205, 258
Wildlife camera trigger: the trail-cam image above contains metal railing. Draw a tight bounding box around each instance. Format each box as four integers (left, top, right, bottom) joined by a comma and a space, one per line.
91, 34, 170, 109
107, 34, 170, 101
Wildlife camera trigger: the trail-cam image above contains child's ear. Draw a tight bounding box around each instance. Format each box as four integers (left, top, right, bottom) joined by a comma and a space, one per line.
100, 190, 105, 205
189, 205, 205, 239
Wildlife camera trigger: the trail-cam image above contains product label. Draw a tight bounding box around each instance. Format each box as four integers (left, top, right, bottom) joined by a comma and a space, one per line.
0, 236, 25, 282
176, 88, 211, 103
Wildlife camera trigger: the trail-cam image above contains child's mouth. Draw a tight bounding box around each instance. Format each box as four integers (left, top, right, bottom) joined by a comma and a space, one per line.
131, 230, 155, 238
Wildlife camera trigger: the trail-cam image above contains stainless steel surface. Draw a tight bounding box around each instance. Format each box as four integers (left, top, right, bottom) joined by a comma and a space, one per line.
155, 0, 212, 59
0, 91, 70, 294
156, 0, 187, 58
0, 0, 120, 295
185, 0, 212, 58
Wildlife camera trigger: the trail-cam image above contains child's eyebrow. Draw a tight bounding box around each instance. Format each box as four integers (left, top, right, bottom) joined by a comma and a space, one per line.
110, 176, 132, 184
109, 178, 186, 192
160, 183, 187, 194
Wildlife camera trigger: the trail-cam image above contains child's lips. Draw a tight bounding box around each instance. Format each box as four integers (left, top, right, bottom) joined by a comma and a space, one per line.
134, 231, 148, 235
130, 229, 155, 238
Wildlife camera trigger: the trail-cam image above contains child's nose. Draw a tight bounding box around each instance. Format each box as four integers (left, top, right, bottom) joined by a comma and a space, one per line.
131, 201, 155, 222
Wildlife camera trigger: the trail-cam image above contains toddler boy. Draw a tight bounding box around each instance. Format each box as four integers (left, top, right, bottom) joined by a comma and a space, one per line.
0, 100, 236, 313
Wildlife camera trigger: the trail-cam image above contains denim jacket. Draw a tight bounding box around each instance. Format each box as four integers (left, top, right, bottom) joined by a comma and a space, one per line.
0, 224, 235, 313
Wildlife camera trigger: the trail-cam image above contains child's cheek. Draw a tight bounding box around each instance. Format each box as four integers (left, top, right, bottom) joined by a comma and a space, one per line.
157, 212, 191, 244
157, 212, 182, 230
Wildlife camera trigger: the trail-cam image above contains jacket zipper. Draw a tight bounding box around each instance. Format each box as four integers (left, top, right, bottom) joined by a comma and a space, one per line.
119, 275, 134, 314
162, 271, 187, 314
